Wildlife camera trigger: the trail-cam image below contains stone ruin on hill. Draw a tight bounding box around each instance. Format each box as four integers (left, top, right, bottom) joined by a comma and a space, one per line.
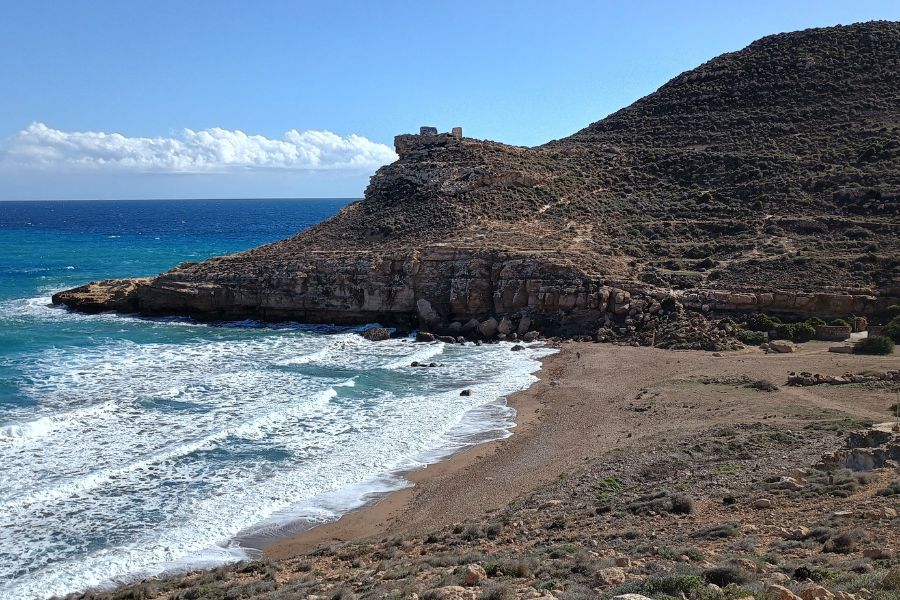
394, 125, 464, 158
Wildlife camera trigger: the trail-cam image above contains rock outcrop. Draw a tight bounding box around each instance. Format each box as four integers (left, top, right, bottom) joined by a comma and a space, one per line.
53, 23, 900, 334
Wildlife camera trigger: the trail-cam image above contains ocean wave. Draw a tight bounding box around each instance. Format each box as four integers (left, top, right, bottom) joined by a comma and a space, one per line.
1, 307, 555, 600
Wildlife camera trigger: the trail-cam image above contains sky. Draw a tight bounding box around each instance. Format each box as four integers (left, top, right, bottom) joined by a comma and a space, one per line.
1, 1, 898, 200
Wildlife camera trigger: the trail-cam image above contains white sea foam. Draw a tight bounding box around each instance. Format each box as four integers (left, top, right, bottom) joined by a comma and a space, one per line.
0, 309, 554, 600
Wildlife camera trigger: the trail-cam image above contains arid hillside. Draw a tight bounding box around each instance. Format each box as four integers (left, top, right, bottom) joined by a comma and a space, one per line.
55, 22, 900, 330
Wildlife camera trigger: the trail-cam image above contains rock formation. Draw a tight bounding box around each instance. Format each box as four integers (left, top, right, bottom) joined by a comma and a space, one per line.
54, 22, 900, 336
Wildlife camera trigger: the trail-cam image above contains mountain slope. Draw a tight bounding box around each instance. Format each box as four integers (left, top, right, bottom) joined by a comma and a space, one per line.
55, 21, 900, 333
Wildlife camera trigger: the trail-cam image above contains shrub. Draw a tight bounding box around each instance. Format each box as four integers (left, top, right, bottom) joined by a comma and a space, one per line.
793, 322, 816, 342
481, 582, 514, 600
748, 379, 778, 392
771, 323, 796, 341
746, 313, 779, 332
831, 318, 850, 327
693, 522, 740, 539
737, 329, 768, 345
853, 335, 895, 355
885, 317, 900, 343
823, 529, 867, 554
670, 494, 695, 514
645, 574, 705, 596
704, 565, 750, 587
806, 316, 827, 327
880, 568, 900, 591
887, 304, 900, 319
661, 297, 680, 313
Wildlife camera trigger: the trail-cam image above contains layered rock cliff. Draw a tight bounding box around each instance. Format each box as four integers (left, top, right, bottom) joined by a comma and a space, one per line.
54, 22, 900, 335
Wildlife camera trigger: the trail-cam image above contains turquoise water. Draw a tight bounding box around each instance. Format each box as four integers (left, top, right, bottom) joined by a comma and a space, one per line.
0, 200, 552, 600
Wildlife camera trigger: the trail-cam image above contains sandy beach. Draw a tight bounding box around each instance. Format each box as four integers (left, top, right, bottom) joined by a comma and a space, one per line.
265, 340, 899, 560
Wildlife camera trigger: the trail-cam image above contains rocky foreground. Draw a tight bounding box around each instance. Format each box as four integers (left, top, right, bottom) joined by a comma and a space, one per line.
53, 22, 900, 337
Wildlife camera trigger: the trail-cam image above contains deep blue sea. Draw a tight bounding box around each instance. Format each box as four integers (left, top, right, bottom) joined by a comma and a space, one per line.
0, 200, 551, 599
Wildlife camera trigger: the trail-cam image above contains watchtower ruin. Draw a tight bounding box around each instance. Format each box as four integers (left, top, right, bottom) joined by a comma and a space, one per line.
394, 126, 465, 158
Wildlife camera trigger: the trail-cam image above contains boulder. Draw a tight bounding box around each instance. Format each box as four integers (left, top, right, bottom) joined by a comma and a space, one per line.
799, 585, 834, 600
359, 327, 391, 341
768, 585, 803, 600
463, 564, 487, 586
597, 567, 626, 586
497, 316, 514, 335
769, 340, 796, 353
416, 331, 436, 343
517, 316, 532, 336
460, 389, 473, 396
478, 317, 499, 338
416, 298, 441, 328
427, 586, 477, 600
436, 335, 457, 344
523, 331, 540, 342
461, 318, 480, 335
752, 498, 775, 509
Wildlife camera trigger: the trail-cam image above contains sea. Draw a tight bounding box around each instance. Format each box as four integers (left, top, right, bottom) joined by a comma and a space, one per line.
0, 199, 553, 600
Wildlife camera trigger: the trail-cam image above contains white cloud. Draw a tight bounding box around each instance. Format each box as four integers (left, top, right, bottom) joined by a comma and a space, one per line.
3, 122, 397, 173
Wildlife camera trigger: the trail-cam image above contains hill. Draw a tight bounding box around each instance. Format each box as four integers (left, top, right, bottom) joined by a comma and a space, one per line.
54, 22, 900, 335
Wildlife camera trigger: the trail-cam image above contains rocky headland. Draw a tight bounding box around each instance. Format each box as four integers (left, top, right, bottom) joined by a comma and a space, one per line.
53, 22, 900, 339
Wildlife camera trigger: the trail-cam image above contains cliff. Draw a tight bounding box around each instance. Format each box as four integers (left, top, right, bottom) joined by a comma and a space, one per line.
54, 22, 900, 335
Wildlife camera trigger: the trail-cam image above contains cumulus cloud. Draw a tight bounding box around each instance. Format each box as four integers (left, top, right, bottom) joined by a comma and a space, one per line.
3, 122, 397, 173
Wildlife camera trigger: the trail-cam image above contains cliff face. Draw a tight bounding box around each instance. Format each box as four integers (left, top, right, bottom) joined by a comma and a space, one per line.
54, 22, 900, 334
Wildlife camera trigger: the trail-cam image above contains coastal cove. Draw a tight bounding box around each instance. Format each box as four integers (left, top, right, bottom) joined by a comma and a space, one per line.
0, 200, 552, 599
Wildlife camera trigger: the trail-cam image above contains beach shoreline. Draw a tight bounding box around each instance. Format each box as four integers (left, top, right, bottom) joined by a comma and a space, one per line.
263, 344, 564, 559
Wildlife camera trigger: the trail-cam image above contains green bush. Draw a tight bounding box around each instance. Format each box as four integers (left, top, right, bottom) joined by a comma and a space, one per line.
853, 336, 895, 355
746, 313, 779, 332
771, 323, 796, 341
793, 322, 816, 342
806, 316, 827, 327
660, 297, 680, 313
831, 318, 850, 327
737, 329, 768, 345
887, 304, 900, 319
885, 317, 900, 343
645, 575, 705, 596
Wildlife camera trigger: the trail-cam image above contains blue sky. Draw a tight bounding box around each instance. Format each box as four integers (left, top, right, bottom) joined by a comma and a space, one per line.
1, 1, 898, 200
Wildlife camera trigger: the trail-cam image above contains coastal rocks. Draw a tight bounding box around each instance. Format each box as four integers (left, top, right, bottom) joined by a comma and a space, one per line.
478, 318, 499, 338
51, 277, 151, 314
417, 298, 441, 330
460, 389, 473, 396
359, 327, 391, 341
416, 331, 436, 343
